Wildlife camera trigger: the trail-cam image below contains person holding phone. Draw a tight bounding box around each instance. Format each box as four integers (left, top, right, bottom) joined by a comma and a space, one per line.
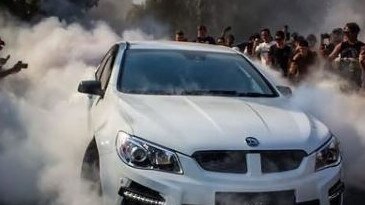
323, 23, 365, 91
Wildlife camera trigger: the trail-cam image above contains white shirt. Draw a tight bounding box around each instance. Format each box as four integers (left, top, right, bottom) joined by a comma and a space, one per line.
255, 41, 276, 65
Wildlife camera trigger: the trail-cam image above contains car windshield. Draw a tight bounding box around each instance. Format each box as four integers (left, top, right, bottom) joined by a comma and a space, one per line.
118, 49, 277, 97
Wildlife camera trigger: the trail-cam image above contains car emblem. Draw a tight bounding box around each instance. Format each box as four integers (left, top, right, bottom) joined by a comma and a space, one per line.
246, 137, 259, 147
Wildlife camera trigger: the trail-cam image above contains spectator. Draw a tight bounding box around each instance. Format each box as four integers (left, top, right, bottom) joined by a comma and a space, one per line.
292, 35, 306, 55
289, 39, 318, 82
194, 25, 216, 44
255, 28, 276, 65
216, 37, 225, 46
328, 23, 364, 61
0, 37, 26, 79
236, 33, 258, 57
360, 46, 365, 90
247, 33, 261, 57
283, 25, 291, 42
319, 33, 333, 58
225, 34, 235, 47
218, 26, 232, 46
320, 29, 343, 58
326, 22, 365, 90
306, 34, 318, 51
331, 28, 344, 46
175, 30, 188, 42
269, 31, 292, 77
287, 32, 299, 50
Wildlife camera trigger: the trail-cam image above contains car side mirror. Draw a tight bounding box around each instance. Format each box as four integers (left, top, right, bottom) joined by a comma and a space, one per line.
276, 86, 292, 97
78, 80, 103, 96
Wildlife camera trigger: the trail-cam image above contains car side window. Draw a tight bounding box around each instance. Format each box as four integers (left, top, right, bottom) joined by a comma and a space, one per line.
100, 55, 113, 91
95, 53, 110, 81
99, 45, 119, 92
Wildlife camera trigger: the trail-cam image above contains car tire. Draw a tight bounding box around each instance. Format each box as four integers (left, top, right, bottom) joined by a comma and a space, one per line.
81, 138, 102, 195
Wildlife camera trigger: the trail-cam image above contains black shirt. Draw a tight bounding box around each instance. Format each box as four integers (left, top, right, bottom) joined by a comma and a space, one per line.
292, 51, 317, 77
195, 36, 216, 45
339, 41, 365, 59
269, 44, 292, 76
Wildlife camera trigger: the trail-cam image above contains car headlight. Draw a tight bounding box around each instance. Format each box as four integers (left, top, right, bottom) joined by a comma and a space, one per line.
315, 136, 341, 171
116, 131, 183, 174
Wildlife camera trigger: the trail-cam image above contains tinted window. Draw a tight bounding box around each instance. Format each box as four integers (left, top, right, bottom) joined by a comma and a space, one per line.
100, 55, 114, 90
119, 49, 277, 97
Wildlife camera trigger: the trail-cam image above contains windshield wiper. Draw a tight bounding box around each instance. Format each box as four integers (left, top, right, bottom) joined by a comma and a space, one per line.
236, 92, 275, 97
181, 90, 237, 96
181, 90, 274, 97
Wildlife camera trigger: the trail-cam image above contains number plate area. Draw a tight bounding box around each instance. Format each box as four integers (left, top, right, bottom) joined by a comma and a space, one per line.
215, 190, 295, 205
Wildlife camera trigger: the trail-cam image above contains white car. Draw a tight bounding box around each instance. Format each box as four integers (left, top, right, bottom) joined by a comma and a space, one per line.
78, 41, 344, 205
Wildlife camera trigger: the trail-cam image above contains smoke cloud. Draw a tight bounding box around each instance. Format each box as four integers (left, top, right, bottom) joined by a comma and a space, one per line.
0, 15, 119, 204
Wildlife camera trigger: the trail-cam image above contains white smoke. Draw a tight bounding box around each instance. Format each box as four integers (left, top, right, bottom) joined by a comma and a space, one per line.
290, 81, 365, 188
0, 16, 119, 204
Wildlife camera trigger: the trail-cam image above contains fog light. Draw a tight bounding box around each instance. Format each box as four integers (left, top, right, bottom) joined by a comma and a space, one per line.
328, 181, 344, 205
123, 190, 165, 204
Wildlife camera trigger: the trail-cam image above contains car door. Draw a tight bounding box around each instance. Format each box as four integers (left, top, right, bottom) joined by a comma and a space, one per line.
90, 44, 119, 135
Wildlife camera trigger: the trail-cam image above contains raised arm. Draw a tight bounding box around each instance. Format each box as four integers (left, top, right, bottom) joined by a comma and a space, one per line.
328, 43, 342, 61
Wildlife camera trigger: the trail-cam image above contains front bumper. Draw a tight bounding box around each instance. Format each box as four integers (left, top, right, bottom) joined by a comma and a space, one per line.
100, 151, 344, 205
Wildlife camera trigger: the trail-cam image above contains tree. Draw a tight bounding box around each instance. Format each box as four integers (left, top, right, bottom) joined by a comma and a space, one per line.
0, 0, 99, 21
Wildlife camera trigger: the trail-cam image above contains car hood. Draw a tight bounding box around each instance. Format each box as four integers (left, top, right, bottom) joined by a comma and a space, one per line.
116, 94, 330, 155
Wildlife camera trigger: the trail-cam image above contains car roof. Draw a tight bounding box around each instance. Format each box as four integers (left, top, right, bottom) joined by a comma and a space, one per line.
121, 41, 237, 54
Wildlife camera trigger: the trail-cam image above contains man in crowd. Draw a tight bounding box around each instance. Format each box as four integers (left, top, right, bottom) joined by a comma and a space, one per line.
195, 25, 215, 44
225, 34, 235, 47
216, 37, 225, 46
269, 31, 292, 77
327, 23, 364, 61
175, 30, 188, 42
307, 34, 318, 52
283, 25, 291, 42
255, 28, 276, 65
236, 33, 260, 57
325, 22, 365, 90
360, 46, 365, 90
319, 28, 343, 58
0, 37, 26, 80
289, 39, 318, 82
319, 29, 343, 71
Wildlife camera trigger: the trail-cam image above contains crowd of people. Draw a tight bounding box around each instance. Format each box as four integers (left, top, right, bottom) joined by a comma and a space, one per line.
175, 23, 365, 92
1, 23, 365, 93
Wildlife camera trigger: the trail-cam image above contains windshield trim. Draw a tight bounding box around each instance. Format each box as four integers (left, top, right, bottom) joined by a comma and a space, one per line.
116, 49, 279, 98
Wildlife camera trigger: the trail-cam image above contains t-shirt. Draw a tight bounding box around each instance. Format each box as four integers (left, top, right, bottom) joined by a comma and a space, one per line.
339, 41, 365, 59
255, 41, 276, 65
269, 44, 292, 76
195, 36, 216, 45
292, 51, 317, 77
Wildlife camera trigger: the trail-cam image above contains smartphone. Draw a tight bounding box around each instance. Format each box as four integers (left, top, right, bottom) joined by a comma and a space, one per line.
323, 38, 330, 46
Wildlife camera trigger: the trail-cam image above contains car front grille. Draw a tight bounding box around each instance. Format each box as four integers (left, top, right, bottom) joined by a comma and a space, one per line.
192, 151, 247, 173
192, 150, 307, 174
260, 150, 307, 173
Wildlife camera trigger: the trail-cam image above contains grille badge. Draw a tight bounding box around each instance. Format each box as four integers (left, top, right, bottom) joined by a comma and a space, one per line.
246, 137, 260, 147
